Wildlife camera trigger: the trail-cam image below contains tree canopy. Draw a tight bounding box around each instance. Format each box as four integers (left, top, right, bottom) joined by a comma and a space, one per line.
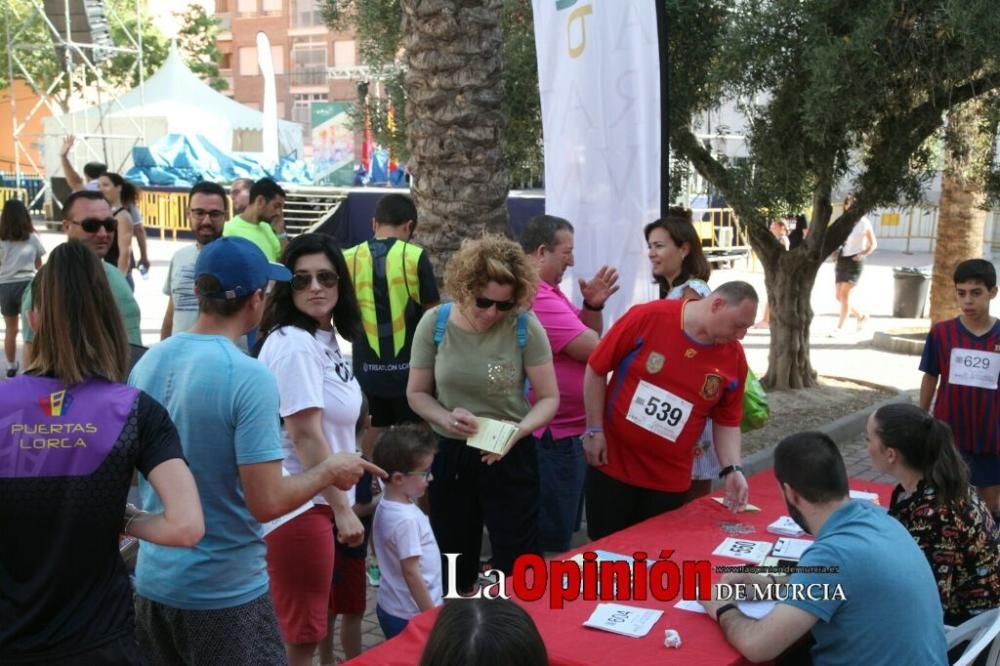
666, 0, 1000, 388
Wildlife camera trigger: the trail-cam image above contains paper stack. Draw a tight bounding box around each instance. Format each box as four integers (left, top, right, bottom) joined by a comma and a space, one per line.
466, 418, 519, 457
771, 537, 813, 561
767, 516, 806, 537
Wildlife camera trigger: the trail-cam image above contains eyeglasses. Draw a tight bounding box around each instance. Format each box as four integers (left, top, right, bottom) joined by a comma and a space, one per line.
69, 217, 116, 234
291, 270, 339, 291
474, 296, 516, 311
405, 469, 433, 479
190, 208, 227, 222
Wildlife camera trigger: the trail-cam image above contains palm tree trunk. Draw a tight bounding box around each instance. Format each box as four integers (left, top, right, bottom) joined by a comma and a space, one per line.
930, 100, 989, 324
401, 0, 510, 280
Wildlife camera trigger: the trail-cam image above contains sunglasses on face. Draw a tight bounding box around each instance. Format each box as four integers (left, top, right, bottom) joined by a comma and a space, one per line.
405, 469, 433, 479
291, 270, 339, 291
190, 208, 227, 222
475, 296, 516, 311
69, 217, 116, 234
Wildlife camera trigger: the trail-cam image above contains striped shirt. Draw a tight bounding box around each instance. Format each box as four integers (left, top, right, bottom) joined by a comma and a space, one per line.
920, 318, 1000, 454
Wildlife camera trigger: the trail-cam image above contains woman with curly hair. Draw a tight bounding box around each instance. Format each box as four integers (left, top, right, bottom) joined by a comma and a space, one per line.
407, 234, 558, 593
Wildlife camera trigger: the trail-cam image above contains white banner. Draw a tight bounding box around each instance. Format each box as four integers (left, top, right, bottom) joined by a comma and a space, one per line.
532, 0, 661, 322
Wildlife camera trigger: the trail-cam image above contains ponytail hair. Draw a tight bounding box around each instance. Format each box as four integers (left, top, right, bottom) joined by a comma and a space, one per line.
873, 403, 968, 505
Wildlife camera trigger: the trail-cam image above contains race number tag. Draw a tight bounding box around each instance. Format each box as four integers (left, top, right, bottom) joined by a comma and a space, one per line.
625, 379, 694, 441
712, 538, 772, 563
949, 348, 1000, 390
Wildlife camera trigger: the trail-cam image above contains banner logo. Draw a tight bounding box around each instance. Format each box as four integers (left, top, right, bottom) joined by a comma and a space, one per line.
38, 390, 73, 417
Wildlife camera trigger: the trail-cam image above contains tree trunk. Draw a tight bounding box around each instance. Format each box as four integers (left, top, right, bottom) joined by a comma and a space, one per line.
760, 248, 822, 389
401, 0, 510, 281
930, 100, 990, 324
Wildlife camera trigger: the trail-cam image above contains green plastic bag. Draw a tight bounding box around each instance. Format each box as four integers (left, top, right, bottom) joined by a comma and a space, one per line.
740, 368, 769, 432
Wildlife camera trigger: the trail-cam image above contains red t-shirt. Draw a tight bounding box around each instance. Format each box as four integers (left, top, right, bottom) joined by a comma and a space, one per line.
588, 299, 747, 492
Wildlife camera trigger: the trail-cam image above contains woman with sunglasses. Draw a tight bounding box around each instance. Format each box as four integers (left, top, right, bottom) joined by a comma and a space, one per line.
98, 172, 148, 290
407, 235, 558, 594
256, 233, 365, 666
0, 240, 203, 664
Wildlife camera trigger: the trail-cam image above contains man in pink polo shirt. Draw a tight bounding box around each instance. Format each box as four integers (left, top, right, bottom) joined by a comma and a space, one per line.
519, 214, 620, 552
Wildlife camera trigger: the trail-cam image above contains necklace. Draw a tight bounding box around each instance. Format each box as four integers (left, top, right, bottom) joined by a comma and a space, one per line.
458, 307, 481, 333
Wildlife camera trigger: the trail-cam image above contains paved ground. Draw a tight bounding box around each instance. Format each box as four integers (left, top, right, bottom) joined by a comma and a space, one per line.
2, 232, 994, 661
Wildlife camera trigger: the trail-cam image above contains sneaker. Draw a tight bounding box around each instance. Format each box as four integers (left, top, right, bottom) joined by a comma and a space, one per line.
856, 314, 869, 332
366, 562, 381, 587
5, 362, 18, 378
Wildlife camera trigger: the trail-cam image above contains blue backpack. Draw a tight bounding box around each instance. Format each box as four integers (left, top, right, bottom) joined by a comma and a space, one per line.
432, 302, 529, 348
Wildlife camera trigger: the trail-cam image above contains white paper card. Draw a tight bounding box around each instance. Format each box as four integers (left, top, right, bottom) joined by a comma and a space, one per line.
949, 348, 1000, 390
849, 489, 879, 504
712, 538, 772, 563
625, 380, 694, 442
260, 468, 314, 537
771, 537, 813, 561
767, 516, 806, 537
673, 599, 777, 620
583, 603, 663, 638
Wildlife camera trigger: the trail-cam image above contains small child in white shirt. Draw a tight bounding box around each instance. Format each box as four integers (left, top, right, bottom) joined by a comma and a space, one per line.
371, 424, 443, 639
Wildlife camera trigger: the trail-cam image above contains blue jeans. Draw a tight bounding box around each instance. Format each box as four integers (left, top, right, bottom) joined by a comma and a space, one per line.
376, 604, 410, 640
536, 431, 587, 553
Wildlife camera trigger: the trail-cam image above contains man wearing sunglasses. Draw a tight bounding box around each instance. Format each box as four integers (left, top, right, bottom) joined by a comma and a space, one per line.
223, 177, 287, 262
19, 190, 142, 364
519, 214, 620, 554
160, 181, 230, 341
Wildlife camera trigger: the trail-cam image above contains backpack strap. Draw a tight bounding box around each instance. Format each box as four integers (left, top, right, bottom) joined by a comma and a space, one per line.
516, 311, 528, 349
433, 303, 452, 347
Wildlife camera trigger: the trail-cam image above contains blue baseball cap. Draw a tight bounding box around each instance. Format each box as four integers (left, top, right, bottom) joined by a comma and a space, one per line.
194, 236, 291, 299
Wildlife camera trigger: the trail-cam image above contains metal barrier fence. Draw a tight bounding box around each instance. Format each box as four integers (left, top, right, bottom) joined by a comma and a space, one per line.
138, 190, 200, 241
0, 173, 45, 214
0, 187, 29, 207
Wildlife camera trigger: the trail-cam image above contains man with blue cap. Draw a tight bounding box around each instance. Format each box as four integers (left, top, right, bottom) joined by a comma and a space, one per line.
129, 237, 385, 665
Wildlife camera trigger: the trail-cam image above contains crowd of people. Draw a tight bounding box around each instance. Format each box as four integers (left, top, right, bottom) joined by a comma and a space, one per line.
0, 165, 997, 666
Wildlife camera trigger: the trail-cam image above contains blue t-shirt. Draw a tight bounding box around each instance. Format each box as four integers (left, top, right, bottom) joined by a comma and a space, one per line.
784, 501, 947, 666
128, 333, 283, 610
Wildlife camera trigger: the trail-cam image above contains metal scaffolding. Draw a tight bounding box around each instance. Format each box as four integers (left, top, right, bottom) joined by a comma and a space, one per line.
3, 0, 146, 213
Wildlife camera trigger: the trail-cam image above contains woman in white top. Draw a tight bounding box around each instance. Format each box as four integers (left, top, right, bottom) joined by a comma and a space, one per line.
0, 199, 45, 377
644, 211, 719, 499
256, 233, 365, 666
834, 195, 878, 334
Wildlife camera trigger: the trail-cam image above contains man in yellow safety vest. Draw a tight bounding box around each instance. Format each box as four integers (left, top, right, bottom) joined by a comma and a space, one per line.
344, 193, 440, 458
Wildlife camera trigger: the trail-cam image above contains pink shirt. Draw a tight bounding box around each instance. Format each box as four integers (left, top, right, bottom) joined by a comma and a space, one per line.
529, 281, 588, 439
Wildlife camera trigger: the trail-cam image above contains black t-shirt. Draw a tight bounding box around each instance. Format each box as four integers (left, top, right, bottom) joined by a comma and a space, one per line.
352, 238, 440, 397
0, 376, 184, 662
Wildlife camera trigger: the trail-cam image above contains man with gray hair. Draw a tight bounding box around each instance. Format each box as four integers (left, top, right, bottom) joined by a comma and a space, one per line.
583, 281, 758, 539
519, 214, 619, 552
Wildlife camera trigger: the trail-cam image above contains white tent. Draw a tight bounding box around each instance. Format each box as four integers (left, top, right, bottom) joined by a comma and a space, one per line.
42, 46, 303, 177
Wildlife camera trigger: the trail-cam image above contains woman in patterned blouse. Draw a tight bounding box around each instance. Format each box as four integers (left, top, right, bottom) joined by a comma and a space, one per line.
866, 402, 1000, 624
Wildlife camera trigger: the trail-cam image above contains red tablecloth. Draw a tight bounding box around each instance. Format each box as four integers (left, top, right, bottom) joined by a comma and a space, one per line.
345, 470, 893, 666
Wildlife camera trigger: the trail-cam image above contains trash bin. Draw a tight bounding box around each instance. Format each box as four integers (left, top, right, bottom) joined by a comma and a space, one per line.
892, 267, 931, 318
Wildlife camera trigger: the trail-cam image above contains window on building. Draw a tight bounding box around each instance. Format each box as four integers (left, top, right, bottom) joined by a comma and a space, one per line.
221, 52, 233, 70
236, 0, 256, 17
292, 0, 319, 27
262, 0, 281, 14
333, 40, 356, 68
292, 92, 327, 132
291, 42, 326, 85
238, 46, 257, 76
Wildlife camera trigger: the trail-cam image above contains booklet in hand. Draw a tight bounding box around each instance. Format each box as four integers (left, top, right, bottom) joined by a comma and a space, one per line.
466, 417, 520, 457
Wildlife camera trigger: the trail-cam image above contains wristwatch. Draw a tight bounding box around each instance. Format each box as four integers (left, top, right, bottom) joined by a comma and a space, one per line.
715, 602, 740, 622
718, 464, 744, 479
582, 300, 604, 312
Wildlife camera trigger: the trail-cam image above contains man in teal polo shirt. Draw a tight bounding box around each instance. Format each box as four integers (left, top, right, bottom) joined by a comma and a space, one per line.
222, 177, 287, 261
21, 190, 142, 364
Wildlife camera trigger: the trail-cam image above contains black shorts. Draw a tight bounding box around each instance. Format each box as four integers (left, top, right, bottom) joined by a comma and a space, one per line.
0, 280, 30, 317
368, 395, 421, 428
835, 255, 864, 284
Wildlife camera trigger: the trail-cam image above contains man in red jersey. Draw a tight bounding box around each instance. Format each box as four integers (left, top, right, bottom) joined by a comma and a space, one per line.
582, 281, 757, 539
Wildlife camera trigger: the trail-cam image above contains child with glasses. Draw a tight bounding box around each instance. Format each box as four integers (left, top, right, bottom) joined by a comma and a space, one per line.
371, 424, 442, 639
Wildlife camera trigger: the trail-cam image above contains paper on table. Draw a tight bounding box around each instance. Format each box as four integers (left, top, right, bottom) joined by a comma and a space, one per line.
771, 537, 813, 561
583, 603, 663, 638
849, 489, 880, 505
767, 516, 806, 537
466, 417, 519, 457
711, 497, 762, 512
674, 599, 777, 620
712, 538, 772, 563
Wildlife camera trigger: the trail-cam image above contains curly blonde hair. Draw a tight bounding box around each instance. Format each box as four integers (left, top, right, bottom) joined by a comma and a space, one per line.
444, 234, 538, 311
